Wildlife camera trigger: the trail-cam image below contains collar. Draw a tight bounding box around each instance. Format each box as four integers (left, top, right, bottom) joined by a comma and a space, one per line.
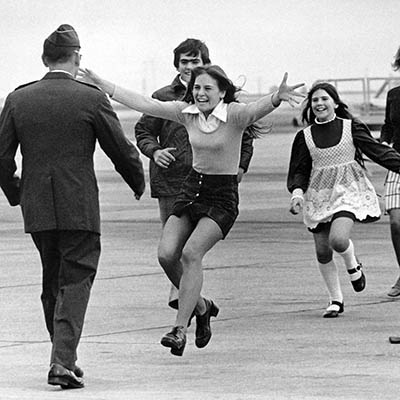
315, 113, 337, 125
178, 76, 188, 88
49, 70, 74, 77
44, 71, 75, 81
182, 100, 227, 122
171, 74, 186, 91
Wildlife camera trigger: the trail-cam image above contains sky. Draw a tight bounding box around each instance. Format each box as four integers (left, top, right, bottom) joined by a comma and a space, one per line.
1, 0, 400, 99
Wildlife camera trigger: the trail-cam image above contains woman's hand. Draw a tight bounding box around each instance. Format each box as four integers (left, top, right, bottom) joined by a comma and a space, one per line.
78, 68, 101, 84
78, 68, 115, 97
272, 73, 305, 107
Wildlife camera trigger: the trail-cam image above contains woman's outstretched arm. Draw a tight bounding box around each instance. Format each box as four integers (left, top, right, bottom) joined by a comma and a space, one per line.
79, 68, 185, 121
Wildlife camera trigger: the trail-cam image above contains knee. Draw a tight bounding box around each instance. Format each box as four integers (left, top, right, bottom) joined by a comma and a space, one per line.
181, 245, 202, 269
158, 244, 180, 270
316, 252, 333, 264
329, 235, 348, 253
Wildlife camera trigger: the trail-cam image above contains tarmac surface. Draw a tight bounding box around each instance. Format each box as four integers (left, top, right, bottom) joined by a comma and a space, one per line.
1, 128, 400, 399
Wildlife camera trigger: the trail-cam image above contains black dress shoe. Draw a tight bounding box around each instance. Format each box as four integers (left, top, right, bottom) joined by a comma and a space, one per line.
195, 298, 219, 348
349, 262, 366, 292
389, 336, 400, 344
322, 300, 344, 318
161, 326, 186, 356
73, 365, 84, 378
48, 363, 84, 389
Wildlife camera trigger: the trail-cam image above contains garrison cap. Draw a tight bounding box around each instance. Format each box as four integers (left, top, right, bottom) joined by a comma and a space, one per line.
44, 24, 80, 48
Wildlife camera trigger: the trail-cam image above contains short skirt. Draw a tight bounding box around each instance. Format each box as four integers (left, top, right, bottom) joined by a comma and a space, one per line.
171, 168, 239, 238
384, 170, 400, 211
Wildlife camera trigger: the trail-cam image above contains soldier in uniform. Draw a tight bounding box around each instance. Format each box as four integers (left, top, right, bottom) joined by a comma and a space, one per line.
0, 24, 145, 389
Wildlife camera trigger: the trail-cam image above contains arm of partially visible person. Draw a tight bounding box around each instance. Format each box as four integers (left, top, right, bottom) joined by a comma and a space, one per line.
287, 130, 312, 215
237, 129, 254, 182
94, 94, 145, 199
380, 91, 394, 146
0, 97, 21, 206
135, 113, 163, 158
80, 68, 186, 123
134, 112, 176, 169
352, 118, 400, 173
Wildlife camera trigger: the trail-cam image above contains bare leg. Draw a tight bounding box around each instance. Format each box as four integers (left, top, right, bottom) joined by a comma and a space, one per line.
158, 197, 180, 308
329, 217, 354, 254
158, 215, 207, 320
175, 217, 222, 329
158, 214, 193, 289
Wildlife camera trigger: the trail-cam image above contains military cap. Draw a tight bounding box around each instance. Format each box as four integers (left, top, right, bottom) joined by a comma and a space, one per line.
44, 24, 80, 48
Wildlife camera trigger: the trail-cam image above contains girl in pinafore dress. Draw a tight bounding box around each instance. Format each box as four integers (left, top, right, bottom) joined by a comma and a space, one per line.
287, 82, 400, 318
82, 65, 304, 355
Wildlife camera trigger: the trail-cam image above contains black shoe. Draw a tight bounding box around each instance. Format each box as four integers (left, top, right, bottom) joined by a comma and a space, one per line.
195, 298, 219, 348
73, 365, 84, 378
322, 300, 344, 318
389, 336, 400, 344
48, 363, 84, 389
348, 262, 366, 292
161, 326, 186, 356
387, 277, 400, 297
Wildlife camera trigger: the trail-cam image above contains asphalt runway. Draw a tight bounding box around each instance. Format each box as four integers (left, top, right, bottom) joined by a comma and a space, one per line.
1, 127, 400, 399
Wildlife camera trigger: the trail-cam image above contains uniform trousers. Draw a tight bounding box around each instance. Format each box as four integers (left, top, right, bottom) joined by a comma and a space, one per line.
31, 230, 100, 370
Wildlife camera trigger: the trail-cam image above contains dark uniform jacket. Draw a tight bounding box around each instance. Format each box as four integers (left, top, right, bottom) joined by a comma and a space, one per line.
0, 72, 145, 234
135, 75, 254, 198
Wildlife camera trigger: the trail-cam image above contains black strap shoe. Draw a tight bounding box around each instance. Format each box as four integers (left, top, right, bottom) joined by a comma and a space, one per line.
48, 363, 84, 389
161, 326, 186, 356
195, 298, 219, 348
322, 300, 344, 318
348, 262, 366, 292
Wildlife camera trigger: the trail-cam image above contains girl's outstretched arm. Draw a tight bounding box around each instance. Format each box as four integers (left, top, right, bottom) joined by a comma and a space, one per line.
79, 68, 185, 121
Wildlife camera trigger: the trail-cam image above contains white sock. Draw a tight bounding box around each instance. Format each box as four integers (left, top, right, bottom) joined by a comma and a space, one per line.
336, 240, 361, 281
318, 260, 343, 303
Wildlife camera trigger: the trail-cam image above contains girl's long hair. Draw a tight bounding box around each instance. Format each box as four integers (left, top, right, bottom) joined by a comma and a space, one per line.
183, 65, 272, 137
301, 82, 353, 124
302, 82, 365, 168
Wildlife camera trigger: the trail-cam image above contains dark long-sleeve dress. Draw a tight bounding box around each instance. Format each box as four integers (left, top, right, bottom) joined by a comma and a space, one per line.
287, 117, 400, 229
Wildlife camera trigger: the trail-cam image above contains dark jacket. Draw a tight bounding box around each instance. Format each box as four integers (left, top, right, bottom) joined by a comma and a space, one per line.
380, 86, 400, 152
135, 75, 254, 198
0, 72, 145, 234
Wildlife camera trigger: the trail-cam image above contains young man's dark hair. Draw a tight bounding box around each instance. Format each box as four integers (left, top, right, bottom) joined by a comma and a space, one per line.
173, 38, 210, 69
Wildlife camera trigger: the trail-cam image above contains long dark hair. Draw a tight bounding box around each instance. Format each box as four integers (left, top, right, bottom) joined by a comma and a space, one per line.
182, 65, 240, 104
301, 82, 353, 124
302, 82, 366, 168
